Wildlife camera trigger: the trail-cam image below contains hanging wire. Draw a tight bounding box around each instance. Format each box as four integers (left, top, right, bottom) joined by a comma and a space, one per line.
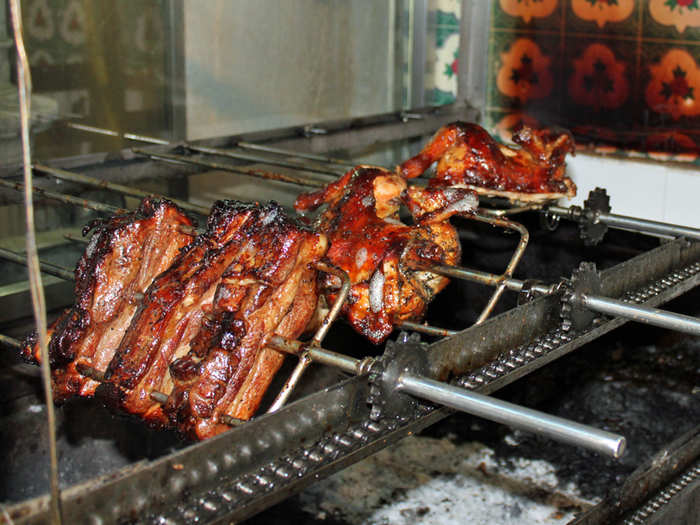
9, 0, 63, 522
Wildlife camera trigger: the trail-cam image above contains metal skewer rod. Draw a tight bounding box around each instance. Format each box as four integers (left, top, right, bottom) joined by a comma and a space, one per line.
236, 141, 357, 170
131, 148, 327, 188
0, 178, 127, 215
547, 205, 700, 241
412, 260, 557, 295
0, 247, 74, 281
186, 144, 342, 178
416, 260, 700, 337
33, 164, 210, 215
471, 213, 529, 325
63, 232, 88, 244
575, 294, 700, 336
267, 263, 352, 413
397, 321, 457, 337
267, 335, 626, 458
66, 123, 170, 145
0, 334, 22, 349
396, 374, 626, 458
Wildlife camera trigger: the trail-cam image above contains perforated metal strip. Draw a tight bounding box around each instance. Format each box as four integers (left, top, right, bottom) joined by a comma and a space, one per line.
151, 260, 700, 524
622, 461, 700, 525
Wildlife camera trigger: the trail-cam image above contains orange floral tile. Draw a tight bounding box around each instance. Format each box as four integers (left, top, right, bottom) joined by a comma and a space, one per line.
571, 0, 635, 29
649, 0, 700, 33
496, 38, 554, 102
646, 49, 700, 120
499, 0, 558, 23
568, 43, 630, 110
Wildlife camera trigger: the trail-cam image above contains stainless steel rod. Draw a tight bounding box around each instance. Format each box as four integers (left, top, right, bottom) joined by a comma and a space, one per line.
0, 334, 22, 349
413, 260, 556, 296
267, 336, 626, 458
0, 178, 126, 215
598, 211, 700, 241
66, 123, 170, 144
0, 247, 74, 281
548, 205, 700, 241
397, 374, 626, 458
187, 144, 342, 178
33, 164, 209, 215
236, 141, 357, 169
132, 148, 327, 188
397, 321, 457, 337
580, 294, 700, 336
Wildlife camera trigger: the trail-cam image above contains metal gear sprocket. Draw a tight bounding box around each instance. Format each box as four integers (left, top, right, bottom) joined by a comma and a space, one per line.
367, 332, 429, 422
561, 262, 602, 332
580, 188, 611, 246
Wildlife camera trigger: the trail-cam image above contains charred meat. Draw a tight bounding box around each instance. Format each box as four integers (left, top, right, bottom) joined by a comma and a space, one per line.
22, 198, 196, 401
98, 201, 327, 438
397, 121, 576, 203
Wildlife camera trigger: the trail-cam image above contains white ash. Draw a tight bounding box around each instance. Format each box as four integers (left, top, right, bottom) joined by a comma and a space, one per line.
367, 474, 577, 525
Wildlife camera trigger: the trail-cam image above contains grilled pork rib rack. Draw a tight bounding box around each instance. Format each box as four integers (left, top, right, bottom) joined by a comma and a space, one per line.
22, 199, 328, 439
398, 121, 577, 203
22, 198, 197, 401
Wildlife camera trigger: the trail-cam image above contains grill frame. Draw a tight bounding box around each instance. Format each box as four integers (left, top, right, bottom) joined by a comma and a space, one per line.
1, 107, 700, 524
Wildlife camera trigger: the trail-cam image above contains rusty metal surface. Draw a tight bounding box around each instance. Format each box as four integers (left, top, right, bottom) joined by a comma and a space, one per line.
4, 236, 699, 525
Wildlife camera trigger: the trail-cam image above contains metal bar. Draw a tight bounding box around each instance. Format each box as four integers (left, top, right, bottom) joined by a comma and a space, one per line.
8, 239, 698, 525
471, 213, 530, 324
267, 263, 352, 412
412, 261, 556, 296
397, 321, 457, 338
479, 202, 543, 217
548, 205, 700, 241
132, 148, 327, 188
579, 293, 700, 336
66, 123, 170, 145
268, 335, 625, 458
0, 247, 74, 281
0, 178, 126, 215
598, 211, 700, 241
63, 232, 88, 244
186, 144, 342, 178
396, 374, 626, 458
236, 141, 356, 170
33, 164, 209, 215
0, 333, 22, 349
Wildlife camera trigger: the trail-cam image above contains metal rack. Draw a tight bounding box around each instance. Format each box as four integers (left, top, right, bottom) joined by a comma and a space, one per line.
2, 108, 700, 523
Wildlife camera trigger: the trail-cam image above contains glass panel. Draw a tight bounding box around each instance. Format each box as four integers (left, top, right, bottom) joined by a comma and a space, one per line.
3, 0, 414, 162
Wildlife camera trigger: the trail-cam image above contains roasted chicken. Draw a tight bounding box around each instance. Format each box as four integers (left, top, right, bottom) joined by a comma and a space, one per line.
397, 121, 576, 203
295, 166, 477, 344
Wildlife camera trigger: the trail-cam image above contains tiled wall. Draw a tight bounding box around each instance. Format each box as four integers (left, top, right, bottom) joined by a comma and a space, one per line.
425, 0, 461, 106
484, 0, 700, 163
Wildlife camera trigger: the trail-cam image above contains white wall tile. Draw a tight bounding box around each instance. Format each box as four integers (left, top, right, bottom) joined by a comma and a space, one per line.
664, 170, 700, 228
566, 154, 668, 224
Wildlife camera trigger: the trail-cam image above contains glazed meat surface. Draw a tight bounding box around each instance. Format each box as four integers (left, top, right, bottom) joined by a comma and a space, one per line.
397, 121, 576, 203
22, 199, 196, 401
295, 166, 477, 344
98, 201, 327, 438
